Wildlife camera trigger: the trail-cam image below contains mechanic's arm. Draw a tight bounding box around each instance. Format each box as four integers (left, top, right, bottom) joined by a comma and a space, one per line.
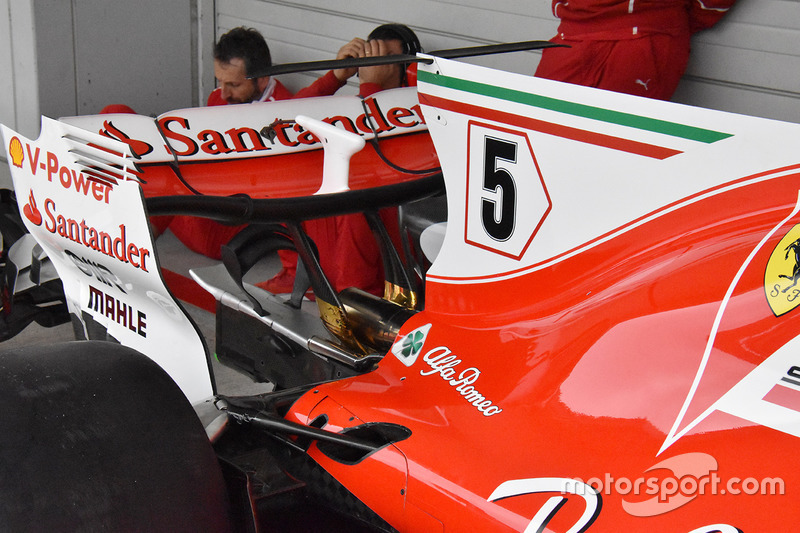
293, 38, 367, 99
689, 0, 736, 33
357, 39, 401, 97
333, 38, 366, 82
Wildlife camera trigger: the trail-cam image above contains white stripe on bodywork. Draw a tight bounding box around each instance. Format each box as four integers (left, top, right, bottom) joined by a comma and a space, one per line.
659, 189, 800, 454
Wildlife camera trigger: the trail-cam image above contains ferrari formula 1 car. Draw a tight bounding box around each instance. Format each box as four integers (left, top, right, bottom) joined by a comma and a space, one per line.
2, 44, 800, 532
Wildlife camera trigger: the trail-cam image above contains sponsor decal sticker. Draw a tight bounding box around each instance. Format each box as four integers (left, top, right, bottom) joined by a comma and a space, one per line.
22, 189, 42, 226
465, 121, 551, 260
391, 323, 432, 367
8, 136, 24, 167
420, 347, 503, 417
23, 189, 152, 273
101, 120, 153, 159
106, 95, 426, 160
488, 477, 601, 533
391, 325, 503, 416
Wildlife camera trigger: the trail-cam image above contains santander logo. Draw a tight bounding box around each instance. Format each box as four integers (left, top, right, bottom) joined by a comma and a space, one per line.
23, 190, 43, 226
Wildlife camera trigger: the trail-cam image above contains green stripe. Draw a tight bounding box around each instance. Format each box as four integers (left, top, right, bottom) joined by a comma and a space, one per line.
418, 70, 732, 144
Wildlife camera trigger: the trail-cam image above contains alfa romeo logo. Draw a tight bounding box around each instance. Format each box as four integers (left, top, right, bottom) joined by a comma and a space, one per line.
391, 323, 432, 367
402, 331, 425, 357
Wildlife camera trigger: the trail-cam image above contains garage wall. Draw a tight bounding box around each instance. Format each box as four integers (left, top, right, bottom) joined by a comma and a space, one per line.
673, 0, 800, 122
0, 0, 214, 188
215, 0, 800, 123
213, 0, 559, 98
67, 0, 200, 117
1, 0, 40, 139
0, 0, 213, 138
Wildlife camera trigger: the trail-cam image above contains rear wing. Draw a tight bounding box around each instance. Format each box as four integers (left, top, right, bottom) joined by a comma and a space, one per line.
1, 117, 213, 404
60, 88, 426, 164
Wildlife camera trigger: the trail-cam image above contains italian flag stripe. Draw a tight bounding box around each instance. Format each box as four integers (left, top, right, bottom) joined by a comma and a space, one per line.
418, 70, 733, 145
419, 93, 682, 160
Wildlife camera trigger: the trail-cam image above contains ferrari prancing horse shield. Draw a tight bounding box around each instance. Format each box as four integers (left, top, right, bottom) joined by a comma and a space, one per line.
765, 223, 800, 316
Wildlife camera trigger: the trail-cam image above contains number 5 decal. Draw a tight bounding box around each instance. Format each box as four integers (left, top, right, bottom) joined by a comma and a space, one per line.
482, 136, 517, 242
465, 121, 551, 260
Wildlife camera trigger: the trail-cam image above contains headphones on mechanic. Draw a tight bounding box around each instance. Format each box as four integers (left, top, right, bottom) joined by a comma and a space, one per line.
367, 23, 422, 56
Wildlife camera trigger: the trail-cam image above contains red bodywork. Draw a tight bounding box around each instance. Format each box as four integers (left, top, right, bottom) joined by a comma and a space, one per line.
45, 62, 800, 531
281, 164, 800, 530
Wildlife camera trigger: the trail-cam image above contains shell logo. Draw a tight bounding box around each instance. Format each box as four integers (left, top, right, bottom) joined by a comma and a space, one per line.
8, 137, 24, 168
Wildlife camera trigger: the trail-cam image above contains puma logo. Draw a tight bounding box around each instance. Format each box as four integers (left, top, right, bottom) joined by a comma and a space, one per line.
635, 79, 651, 91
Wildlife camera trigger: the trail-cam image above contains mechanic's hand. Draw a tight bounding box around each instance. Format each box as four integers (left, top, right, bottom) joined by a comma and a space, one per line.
358, 39, 403, 90
333, 38, 366, 82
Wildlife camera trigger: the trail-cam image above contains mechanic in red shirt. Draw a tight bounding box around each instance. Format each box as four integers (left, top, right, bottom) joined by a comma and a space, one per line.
175, 24, 422, 298
165, 26, 357, 261
204, 26, 360, 106
257, 23, 423, 297
534, 0, 736, 100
